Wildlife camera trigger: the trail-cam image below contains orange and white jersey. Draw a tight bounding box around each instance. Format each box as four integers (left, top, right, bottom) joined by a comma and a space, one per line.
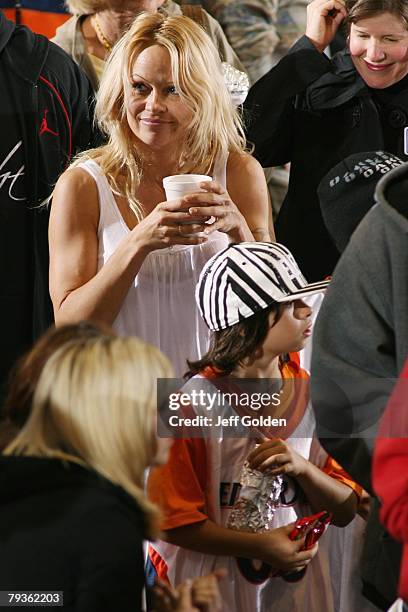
148, 361, 361, 611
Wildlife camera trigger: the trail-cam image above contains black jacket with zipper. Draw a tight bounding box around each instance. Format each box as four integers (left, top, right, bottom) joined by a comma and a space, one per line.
0, 11, 98, 397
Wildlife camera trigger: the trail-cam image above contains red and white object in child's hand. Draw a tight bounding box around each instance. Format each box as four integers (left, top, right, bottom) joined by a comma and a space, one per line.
280, 510, 332, 582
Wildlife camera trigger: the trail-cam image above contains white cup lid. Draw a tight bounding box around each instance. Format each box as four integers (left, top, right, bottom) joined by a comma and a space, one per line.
162, 174, 212, 188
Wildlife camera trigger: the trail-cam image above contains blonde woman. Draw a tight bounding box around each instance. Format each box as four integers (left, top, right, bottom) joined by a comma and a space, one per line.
1, 325, 225, 610
52, 0, 243, 90
1, 333, 171, 610
49, 13, 271, 376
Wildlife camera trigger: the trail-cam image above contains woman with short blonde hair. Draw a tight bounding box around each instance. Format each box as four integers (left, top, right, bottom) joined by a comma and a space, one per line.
5, 334, 171, 532
1, 332, 172, 610
49, 13, 271, 377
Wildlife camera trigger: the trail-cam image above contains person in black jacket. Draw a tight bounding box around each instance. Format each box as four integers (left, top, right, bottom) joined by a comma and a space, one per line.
244, 0, 408, 282
0, 10, 98, 402
0, 323, 225, 611
0, 330, 174, 611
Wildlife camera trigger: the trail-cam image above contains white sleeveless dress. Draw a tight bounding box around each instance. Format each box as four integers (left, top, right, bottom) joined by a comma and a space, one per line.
77, 157, 229, 377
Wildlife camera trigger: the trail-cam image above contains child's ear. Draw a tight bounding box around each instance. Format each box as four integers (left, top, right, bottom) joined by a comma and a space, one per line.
268, 308, 280, 328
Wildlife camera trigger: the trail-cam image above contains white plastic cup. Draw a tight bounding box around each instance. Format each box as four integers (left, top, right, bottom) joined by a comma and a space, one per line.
162, 174, 212, 201
163, 174, 212, 231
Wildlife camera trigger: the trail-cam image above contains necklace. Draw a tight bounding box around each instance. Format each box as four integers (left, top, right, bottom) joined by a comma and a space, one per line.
92, 15, 113, 53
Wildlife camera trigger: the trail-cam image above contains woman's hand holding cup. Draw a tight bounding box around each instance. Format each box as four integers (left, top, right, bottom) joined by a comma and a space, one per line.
130, 198, 208, 253
127, 173, 215, 252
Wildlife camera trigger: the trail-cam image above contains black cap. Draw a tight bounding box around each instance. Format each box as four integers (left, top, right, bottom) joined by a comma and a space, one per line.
318, 151, 404, 253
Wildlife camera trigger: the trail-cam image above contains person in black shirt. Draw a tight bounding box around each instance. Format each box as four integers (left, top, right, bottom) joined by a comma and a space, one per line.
0, 10, 98, 401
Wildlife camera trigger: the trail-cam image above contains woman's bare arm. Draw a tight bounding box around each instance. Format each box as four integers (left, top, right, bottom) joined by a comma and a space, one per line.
227, 152, 275, 241
49, 168, 150, 325
49, 168, 206, 326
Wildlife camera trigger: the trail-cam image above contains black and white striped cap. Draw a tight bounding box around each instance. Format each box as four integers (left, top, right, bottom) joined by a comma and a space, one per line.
196, 242, 330, 331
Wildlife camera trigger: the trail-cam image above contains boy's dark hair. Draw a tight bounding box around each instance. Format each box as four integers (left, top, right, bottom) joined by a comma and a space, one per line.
187, 302, 285, 377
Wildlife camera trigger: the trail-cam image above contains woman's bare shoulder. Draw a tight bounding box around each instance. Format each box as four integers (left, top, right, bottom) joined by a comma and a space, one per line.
55, 163, 99, 201
52, 165, 100, 226
227, 151, 265, 184
227, 150, 262, 173
55, 164, 97, 193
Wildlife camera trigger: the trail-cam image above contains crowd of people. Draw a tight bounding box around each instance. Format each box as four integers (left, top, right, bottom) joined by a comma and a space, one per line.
0, 0, 407, 610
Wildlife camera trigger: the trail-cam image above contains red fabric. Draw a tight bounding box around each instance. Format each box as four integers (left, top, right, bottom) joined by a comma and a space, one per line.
288, 351, 300, 368
39, 76, 72, 158
373, 359, 408, 601
3, 8, 69, 38
148, 546, 170, 583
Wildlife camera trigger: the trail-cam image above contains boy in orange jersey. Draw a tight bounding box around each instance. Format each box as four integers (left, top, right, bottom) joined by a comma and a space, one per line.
148, 242, 362, 612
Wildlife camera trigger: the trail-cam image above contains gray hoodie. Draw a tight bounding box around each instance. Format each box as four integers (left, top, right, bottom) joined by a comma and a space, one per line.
311, 162, 408, 609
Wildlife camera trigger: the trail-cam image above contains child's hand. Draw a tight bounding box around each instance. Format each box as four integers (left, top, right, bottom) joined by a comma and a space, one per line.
152, 580, 200, 612
357, 490, 371, 521
151, 579, 194, 612
175, 580, 199, 612
257, 523, 318, 571
191, 568, 226, 611
247, 438, 309, 477
152, 569, 226, 612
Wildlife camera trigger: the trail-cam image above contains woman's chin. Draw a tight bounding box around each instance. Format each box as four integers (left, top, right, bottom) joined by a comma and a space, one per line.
354, 62, 408, 89
362, 75, 398, 89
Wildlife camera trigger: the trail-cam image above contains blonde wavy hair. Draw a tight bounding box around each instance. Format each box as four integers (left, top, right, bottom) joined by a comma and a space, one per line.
4, 335, 173, 538
72, 12, 246, 221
